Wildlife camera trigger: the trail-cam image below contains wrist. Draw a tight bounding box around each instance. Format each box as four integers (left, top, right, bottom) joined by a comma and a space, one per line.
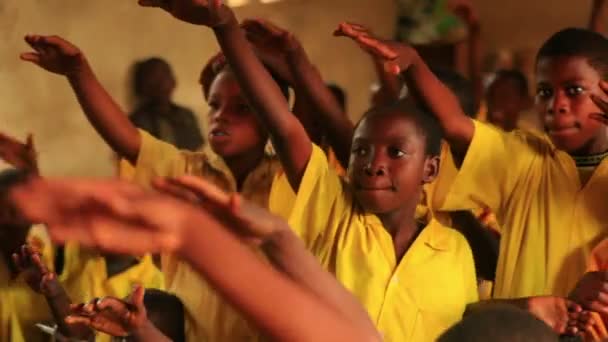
66, 58, 94, 83
211, 8, 238, 32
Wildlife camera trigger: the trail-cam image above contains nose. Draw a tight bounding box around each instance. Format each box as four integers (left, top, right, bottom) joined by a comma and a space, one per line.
363, 151, 386, 177
547, 91, 569, 116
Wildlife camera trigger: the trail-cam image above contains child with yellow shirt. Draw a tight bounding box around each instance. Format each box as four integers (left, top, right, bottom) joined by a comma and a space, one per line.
19, 25, 336, 340
347, 21, 608, 336
133, 2, 479, 340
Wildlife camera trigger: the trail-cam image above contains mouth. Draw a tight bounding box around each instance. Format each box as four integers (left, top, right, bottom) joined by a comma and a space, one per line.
209, 128, 230, 139
354, 184, 395, 192
548, 126, 579, 137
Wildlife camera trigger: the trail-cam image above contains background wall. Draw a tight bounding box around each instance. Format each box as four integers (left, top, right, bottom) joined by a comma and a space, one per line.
0, 0, 598, 176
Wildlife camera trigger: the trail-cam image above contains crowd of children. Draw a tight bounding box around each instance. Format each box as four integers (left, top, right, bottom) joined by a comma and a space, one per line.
4, 0, 608, 340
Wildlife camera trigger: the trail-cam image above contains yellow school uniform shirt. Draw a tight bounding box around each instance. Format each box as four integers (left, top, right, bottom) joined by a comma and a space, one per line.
130, 129, 282, 341
442, 120, 608, 299
269, 144, 478, 342
1, 226, 55, 342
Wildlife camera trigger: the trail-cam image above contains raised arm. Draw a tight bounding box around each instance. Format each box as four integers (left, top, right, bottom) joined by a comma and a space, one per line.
137, 0, 311, 190
335, 23, 475, 161
590, 0, 608, 33
8, 177, 379, 342
242, 19, 354, 168
21, 35, 140, 163
154, 175, 379, 336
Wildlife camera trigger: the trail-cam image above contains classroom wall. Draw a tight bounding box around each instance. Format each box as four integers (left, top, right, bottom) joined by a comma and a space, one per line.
0, 0, 593, 176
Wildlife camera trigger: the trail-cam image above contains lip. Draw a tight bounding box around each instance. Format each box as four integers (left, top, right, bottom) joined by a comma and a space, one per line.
354, 183, 394, 191
548, 126, 579, 137
208, 127, 231, 141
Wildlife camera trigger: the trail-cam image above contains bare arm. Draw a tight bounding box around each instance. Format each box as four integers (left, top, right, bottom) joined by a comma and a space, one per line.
335, 23, 474, 162
21, 35, 140, 163
212, 11, 311, 190
590, 0, 608, 33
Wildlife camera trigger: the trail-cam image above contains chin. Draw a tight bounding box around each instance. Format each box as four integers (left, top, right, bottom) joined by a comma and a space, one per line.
550, 137, 587, 154
356, 192, 395, 214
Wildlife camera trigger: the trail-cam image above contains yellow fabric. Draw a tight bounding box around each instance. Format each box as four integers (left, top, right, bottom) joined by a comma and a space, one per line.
269, 145, 478, 342
1, 226, 55, 342
588, 239, 608, 273
442, 120, 608, 299
58, 243, 164, 342
131, 129, 282, 341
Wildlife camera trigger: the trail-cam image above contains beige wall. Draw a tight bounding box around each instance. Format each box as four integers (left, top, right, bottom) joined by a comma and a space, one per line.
0, 0, 594, 176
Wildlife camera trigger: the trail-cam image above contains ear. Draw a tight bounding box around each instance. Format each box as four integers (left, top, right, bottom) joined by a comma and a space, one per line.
422, 155, 440, 184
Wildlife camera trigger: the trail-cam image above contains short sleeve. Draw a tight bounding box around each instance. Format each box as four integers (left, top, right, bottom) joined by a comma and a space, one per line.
269, 144, 350, 248
441, 120, 538, 218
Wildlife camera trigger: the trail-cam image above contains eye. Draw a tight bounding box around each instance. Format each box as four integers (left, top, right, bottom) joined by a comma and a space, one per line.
208, 99, 220, 110
352, 146, 368, 157
236, 102, 252, 114
565, 85, 584, 96
536, 88, 552, 100
387, 147, 405, 159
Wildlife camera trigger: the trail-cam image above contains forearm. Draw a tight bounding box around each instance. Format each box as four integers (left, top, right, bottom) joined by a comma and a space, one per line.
590, 0, 608, 32
44, 284, 88, 338
404, 50, 474, 158
67, 63, 140, 163
212, 14, 311, 189
261, 229, 378, 334
372, 57, 402, 104
287, 47, 354, 168
468, 26, 483, 110
180, 211, 375, 342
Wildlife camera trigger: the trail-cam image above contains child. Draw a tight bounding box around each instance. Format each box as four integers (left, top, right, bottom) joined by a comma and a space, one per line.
7, 176, 381, 342
135, 1, 478, 340
340, 21, 608, 333
129, 57, 204, 151
486, 69, 541, 132
19, 30, 301, 341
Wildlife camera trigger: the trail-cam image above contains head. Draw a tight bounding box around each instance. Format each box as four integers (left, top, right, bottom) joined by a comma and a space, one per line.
199, 53, 290, 159
132, 58, 176, 104
135, 289, 185, 342
486, 69, 531, 131
535, 28, 608, 154
327, 83, 347, 113
431, 67, 479, 118
348, 100, 441, 215
438, 304, 558, 342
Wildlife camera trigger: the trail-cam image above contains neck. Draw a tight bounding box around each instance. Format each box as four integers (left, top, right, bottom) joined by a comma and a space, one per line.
570, 127, 608, 156
223, 147, 265, 191
376, 203, 421, 261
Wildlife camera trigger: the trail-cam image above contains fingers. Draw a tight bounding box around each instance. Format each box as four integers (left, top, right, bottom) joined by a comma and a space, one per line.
356, 35, 398, 60
165, 175, 230, 206
95, 297, 135, 321
130, 285, 146, 310
152, 178, 201, 204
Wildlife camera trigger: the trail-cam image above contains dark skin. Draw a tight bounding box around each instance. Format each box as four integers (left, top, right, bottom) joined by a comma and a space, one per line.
487, 77, 531, 132
349, 111, 439, 259
334, 23, 608, 335
137, 0, 442, 259
20, 35, 269, 191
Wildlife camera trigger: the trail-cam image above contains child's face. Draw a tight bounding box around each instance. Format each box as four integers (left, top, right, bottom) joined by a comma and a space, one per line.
141, 63, 175, 102
206, 70, 268, 158
487, 78, 527, 131
535, 56, 608, 153
347, 112, 437, 215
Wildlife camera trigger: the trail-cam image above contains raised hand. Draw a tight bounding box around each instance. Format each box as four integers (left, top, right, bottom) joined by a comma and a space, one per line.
0, 132, 38, 174
20, 35, 86, 76
66, 285, 148, 337
137, 0, 232, 27
8, 178, 189, 255
12, 244, 60, 296
241, 18, 300, 84
591, 81, 608, 125
334, 22, 417, 75
153, 176, 287, 245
